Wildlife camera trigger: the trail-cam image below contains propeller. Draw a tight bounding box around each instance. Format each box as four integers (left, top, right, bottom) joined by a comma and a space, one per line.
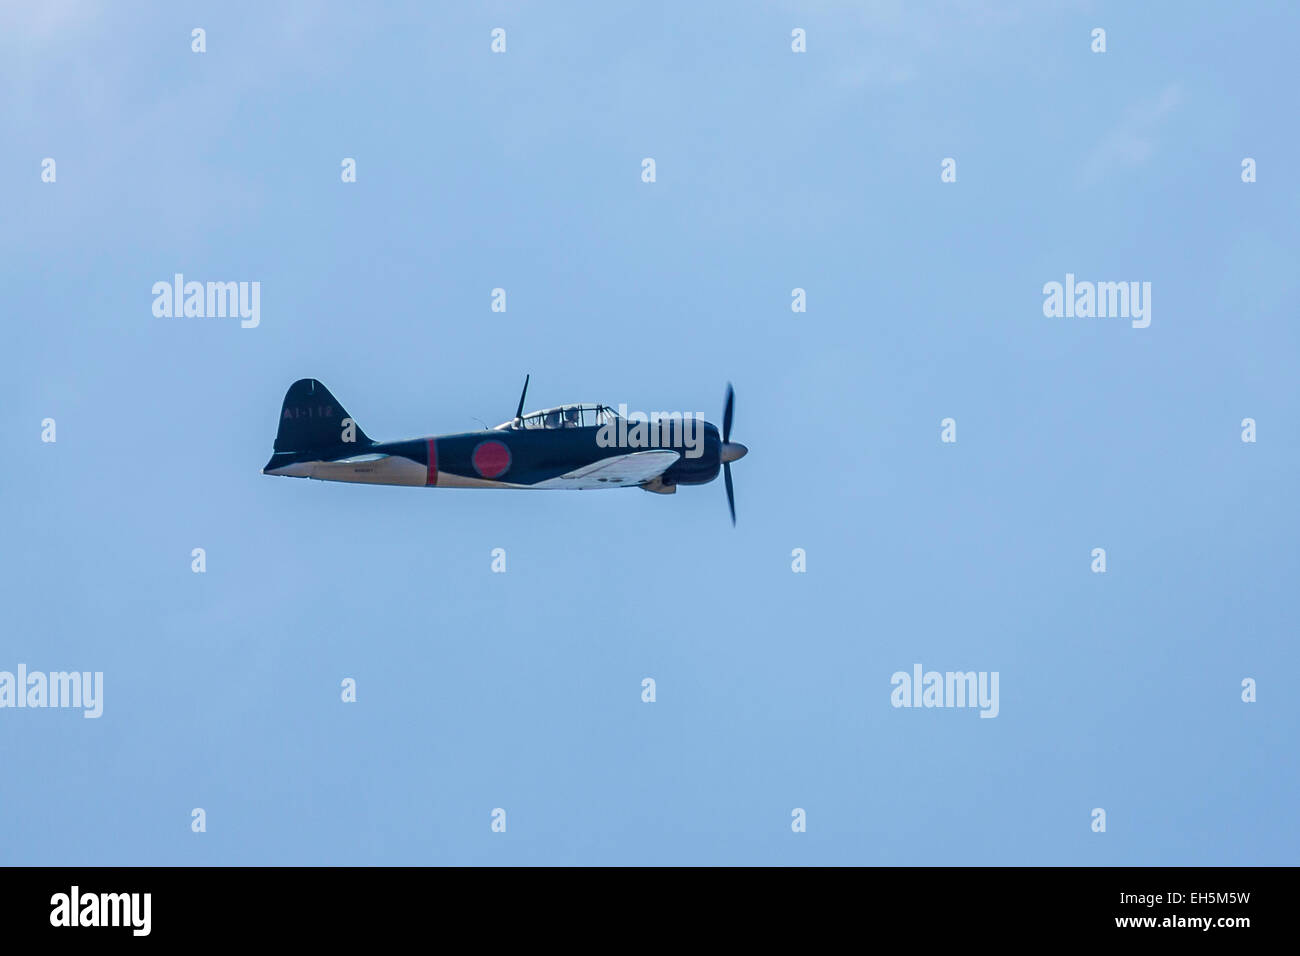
719, 383, 748, 525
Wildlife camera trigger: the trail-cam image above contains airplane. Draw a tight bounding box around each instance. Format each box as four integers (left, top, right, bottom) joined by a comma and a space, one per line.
262, 377, 749, 523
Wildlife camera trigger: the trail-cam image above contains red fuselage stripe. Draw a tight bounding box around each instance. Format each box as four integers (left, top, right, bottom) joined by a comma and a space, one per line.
426, 438, 438, 486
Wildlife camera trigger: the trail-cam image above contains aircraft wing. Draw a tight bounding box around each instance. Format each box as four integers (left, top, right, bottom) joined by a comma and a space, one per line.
534, 449, 681, 489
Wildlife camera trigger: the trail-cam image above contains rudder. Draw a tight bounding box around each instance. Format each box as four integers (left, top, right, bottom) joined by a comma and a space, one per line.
272, 379, 372, 454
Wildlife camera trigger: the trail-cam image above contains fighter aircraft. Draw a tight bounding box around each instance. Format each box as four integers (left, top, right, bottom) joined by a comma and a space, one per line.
262, 377, 749, 523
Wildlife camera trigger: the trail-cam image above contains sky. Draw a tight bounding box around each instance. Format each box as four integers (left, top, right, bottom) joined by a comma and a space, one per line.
2, 1, 1297, 865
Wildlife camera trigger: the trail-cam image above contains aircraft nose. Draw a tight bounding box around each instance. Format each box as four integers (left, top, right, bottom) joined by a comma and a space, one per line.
721, 441, 748, 463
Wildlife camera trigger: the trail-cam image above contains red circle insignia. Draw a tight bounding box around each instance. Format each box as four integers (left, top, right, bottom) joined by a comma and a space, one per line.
472, 440, 511, 479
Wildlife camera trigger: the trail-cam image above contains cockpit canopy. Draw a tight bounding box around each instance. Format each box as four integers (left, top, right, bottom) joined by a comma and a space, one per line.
496, 404, 619, 430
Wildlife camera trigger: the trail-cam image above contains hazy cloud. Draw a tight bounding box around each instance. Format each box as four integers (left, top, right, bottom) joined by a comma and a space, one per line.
1081, 83, 1183, 184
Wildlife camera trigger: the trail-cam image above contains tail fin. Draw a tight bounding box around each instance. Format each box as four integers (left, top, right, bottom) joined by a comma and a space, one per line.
270, 379, 373, 458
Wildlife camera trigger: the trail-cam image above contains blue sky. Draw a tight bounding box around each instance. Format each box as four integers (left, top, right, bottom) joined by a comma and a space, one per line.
2, 1, 1297, 865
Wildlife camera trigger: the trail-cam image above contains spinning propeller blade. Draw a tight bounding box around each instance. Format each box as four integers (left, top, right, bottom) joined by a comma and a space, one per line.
718, 383, 746, 525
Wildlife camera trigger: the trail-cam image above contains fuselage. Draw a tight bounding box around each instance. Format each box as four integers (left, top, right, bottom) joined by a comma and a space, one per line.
264, 418, 724, 490
262, 380, 747, 497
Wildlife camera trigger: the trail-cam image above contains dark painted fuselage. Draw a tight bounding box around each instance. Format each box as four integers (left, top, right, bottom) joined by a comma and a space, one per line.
264, 415, 720, 489
261, 378, 734, 493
